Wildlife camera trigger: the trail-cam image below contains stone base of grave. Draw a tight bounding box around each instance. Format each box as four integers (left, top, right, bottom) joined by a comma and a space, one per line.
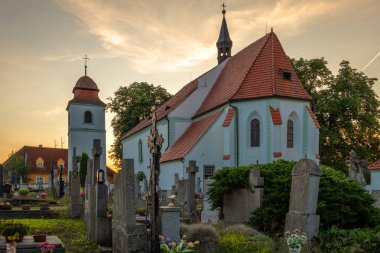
69, 203, 83, 218
95, 217, 112, 246
285, 212, 320, 239
0, 235, 65, 253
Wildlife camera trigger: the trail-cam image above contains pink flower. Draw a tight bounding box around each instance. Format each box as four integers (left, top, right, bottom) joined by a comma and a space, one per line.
80, 191, 85, 197
40, 192, 47, 199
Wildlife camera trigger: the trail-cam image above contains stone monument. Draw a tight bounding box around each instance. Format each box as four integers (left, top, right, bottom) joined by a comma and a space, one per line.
348, 150, 370, 186
284, 158, 322, 239
186, 160, 198, 216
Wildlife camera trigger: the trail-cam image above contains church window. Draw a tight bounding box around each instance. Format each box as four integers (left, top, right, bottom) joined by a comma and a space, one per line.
283, 72, 292, 81
250, 119, 260, 147
204, 165, 215, 179
84, 111, 93, 123
287, 119, 294, 148
138, 139, 143, 164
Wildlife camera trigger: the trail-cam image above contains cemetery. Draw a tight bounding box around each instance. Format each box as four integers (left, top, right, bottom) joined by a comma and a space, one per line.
0, 2, 380, 253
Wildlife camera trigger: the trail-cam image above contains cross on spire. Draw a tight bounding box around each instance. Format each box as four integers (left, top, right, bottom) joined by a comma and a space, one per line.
82, 54, 90, 76
221, 3, 226, 14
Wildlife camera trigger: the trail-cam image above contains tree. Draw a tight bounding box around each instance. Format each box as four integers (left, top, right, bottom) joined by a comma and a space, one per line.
5, 153, 28, 186
107, 82, 172, 168
79, 153, 89, 188
291, 58, 380, 171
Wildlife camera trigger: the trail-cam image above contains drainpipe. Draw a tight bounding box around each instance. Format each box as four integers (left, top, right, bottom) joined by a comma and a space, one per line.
229, 102, 239, 166
165, 116, 170, 150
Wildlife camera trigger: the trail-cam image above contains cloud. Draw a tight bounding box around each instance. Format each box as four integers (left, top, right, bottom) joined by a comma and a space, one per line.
55, 0, 360, 74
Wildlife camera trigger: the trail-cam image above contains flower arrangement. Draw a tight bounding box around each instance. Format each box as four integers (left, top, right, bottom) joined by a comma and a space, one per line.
39, 242, 55, 253
135, 206, 147, 216
38, 202, 49, 211
285, 229, 307, 249
0, 202, 12, 210
80, 191, 86, 197
40, 192, 47, 199
168, 195, 177, 202
33, 230, 47, 242
160, 235, 199, 253
21, 204, 31, 210
0, 221, 29, 242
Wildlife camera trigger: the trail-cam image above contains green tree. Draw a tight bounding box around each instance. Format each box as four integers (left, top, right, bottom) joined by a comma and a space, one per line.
291, 58, 380, 171
79, 153, 89, 188
107, 82, 171, 168
5, 153, 28, 185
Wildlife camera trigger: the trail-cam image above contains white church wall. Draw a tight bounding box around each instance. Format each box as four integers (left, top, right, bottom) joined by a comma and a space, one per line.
122, 119, 169, 181
69, 104, 105, 130
169, 60, 227, 119
170, 118, 191, 145
160, 160, 185, 190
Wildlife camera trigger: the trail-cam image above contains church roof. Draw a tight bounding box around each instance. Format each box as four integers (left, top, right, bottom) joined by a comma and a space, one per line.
306, 106, 320, 129
160, 110, 222, 163
369, 159, 380, 170
195, 31, 312, 117
270, 107, 282, 125
67, 75, 106, 109
222, 108, 236, 127
217, 14, 232, 46
121, 80, 199, 139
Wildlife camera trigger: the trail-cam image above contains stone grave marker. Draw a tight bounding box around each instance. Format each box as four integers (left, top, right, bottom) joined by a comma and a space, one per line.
69, 147, 83, 218
186, 160, 198, 215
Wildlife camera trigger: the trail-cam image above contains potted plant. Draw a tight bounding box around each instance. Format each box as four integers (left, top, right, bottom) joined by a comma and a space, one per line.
0, 221, 29, 242
21, 204, 31, 210
136, 206, 147, 216
33, 230, 47, 242
0, 202, 12, 210
38, 202, 50, 211
18, 188, 29, 197
168, 195, 177, 207
285, 229, 307, 253
39, 242, 55, 253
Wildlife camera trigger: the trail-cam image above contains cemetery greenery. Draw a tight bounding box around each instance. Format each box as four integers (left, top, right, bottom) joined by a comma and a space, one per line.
107, 82, 172, 168
4, 153, 29, 184
207, 160, 380, 251
291, 58, 380, 171
79, 152, 89, 188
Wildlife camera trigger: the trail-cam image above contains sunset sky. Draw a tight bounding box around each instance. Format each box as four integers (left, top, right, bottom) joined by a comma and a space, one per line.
1, 0, 379, 168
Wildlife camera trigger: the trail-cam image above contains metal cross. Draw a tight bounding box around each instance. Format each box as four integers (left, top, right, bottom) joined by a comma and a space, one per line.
82, 54, 90, 76
221, 3, 226, 11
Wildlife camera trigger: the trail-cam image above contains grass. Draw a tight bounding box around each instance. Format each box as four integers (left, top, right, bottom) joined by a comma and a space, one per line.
12, 218, 98, 253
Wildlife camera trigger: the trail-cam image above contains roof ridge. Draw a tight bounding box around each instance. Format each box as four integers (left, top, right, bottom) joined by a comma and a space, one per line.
271, 32, 275, 95
230, 33, 273, 100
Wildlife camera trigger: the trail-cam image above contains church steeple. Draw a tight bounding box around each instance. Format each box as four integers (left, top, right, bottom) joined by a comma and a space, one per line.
217, 3, 233, 64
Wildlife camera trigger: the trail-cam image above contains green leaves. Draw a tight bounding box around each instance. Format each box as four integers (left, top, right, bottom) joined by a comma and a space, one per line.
107, 82, 171, 168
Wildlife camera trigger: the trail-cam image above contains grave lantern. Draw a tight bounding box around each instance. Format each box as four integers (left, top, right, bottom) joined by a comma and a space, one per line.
97, 169, 105, 184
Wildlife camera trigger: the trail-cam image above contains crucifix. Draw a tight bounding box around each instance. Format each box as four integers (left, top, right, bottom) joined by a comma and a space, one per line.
147, 112, 164, 253
221, 3, 226, 14
83, 54, 90, 76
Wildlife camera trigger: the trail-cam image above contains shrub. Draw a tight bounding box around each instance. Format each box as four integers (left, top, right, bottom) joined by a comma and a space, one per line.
317, 226, 380, 253
0, 220, 29, 239
18, 188, 29, 196
181, 223, 219, 253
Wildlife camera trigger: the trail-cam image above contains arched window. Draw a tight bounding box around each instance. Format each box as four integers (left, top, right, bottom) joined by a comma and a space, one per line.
84, 111, 93, 123
138, 139, 143, 164
287, 119, 294, 148
250, 119, 260, 147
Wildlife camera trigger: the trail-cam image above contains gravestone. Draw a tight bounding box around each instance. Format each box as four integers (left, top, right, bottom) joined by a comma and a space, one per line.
84, 159, 96, 239
112, 159, 145, 253
186, 160, 198, 215
69, 147, 83, 218
284, 158, 322, 239
223, 169, 263, 223
159, 207, 181, 241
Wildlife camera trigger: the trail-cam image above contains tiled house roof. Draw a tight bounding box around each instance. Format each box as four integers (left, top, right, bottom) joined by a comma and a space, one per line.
369, 159, 380, 170
122, 80, 198, 139
269, 106, 282, 125
222, 108, 236, 127
160, 111, 222, 163
195, 32, 311, 117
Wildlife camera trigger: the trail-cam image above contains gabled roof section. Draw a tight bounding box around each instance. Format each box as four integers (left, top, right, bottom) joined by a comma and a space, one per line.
369, 159, 380, 170
196, 32, 311, 117
222, 108, 236, 127
269, 106, 282, 125
122, 80, 198, 140
306, 106, 320, 129
160, 110, 222, 163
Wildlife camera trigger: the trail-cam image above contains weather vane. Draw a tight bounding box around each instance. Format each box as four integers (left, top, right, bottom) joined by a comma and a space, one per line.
82, 54, 90, 76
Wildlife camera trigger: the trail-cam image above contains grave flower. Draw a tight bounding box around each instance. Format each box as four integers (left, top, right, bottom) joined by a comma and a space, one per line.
80, 191, 85, 197
40, 192, 47, 199
160, 235, 196, 253
39, 242, 55, 253
285, 229, 307, 252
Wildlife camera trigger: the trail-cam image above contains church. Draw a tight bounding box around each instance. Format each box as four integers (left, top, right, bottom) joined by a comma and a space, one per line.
121, 9, 320, 191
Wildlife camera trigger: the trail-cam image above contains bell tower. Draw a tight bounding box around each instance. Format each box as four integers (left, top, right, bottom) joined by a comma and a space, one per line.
217, 3, 233, 64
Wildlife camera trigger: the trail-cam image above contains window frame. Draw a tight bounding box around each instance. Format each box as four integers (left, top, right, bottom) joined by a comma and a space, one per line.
84, 111, 93, 124
287, 119, 294, 148
250, 118, 260, 147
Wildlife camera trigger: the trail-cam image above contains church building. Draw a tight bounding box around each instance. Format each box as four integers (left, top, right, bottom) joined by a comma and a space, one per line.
121, 9, 320, 192
66, 62, 108, 180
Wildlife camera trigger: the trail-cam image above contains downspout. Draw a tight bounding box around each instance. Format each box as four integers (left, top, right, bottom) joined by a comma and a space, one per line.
229, 102, 239, 166
165, 116, 170, 151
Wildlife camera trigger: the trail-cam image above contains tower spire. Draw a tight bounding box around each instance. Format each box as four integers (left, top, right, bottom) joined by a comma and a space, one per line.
83, 54, 90, 76
216, 3, 233, 64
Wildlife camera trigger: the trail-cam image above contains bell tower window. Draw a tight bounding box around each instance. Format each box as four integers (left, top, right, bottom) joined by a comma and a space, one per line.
84, 111, 93, 123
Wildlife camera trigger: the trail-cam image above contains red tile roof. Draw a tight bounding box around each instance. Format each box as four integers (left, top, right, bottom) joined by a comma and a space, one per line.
273, 152, 282, 157
74, 76, 99, 91
195, 32, 311, 117
306, 106, 320, 129
67, 75, 105, 109
222, 108, 236, 127
369, 159, 380, 170
269, 106, 282, 125
223, 154, 230, 160
160, 110, 222, 163
122, 80, 198, 140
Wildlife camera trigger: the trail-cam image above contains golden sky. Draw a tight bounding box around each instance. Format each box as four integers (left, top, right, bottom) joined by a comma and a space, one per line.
0, 0, 379, 167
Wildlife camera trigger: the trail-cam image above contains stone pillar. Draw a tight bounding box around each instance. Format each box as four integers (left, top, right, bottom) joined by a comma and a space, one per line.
69, 147, 83, 218
285, 158, 322, 239
160, 207, 181, 242
186, 160, 198, 214
248, 169, 264, 208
